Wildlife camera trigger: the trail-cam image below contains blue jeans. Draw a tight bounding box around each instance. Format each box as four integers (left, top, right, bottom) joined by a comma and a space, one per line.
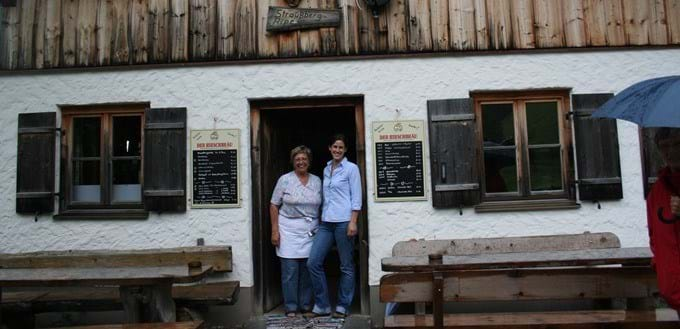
280, 258, 312, 313
307, 221, 355, 315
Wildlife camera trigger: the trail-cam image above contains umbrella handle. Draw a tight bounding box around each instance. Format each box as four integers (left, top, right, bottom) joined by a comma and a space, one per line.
657, 207, 680, 224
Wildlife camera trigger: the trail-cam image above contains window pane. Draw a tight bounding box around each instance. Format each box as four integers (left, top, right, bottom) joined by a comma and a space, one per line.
113, 116, 142, 156
482, 103, 515, 146
526, 102, 559, 145
73, 160, 101, 202
529, 147, 563, 191
484, 149, 518, 193
112, 160, 141, 203
73, 117, 101, 157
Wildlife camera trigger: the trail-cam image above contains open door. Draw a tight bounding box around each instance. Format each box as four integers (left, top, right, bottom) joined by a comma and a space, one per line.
250, 96, 368, 314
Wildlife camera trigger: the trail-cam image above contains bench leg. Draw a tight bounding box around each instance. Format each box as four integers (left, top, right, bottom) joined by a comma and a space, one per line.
120, 286, 146, 323
120, 282, 176, 323
433, 272, 444, 329
147, 281, 176, 323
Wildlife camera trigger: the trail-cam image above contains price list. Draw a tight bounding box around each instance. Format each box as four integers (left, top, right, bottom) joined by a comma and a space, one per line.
375, 141, 424, 199
192, 149, 239, 205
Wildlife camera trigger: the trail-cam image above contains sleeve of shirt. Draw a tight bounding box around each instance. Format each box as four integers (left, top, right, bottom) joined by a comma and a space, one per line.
349, 165, 362, 211
270, 175, 286, 206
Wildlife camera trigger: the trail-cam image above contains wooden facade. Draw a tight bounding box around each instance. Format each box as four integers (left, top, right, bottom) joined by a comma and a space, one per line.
1, 0, 679, 70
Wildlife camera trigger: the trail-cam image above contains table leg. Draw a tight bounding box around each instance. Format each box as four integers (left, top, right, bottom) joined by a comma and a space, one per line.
433, 272, 444, 329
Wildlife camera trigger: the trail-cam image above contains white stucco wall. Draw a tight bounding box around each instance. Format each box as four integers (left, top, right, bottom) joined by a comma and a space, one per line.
1, 49, 679, 286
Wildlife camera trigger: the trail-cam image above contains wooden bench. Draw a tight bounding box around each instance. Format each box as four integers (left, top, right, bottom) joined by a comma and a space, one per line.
0, 246, 238, 328
380, 232, 678, 328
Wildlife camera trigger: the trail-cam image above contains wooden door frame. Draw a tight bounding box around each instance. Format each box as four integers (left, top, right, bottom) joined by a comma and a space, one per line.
249, 95, 369, 315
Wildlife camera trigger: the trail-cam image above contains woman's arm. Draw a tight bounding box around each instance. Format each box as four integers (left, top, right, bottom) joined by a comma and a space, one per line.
270, 204, 281, 246
347, 165, 362, 237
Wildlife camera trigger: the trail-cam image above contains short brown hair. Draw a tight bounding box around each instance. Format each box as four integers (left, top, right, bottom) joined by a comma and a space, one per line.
290, 145, 313, 166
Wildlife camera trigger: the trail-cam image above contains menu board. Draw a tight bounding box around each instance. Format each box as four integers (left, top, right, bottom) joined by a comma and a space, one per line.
372, 121, 427, 202
190, 129, 240, 208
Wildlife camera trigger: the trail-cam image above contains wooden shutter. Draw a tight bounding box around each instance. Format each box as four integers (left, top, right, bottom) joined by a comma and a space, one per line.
640, 128, 664, 198
16, 112, 56, 214
144, 108, 187, 212
571, 94, 623, 201
427, 98, 480, 208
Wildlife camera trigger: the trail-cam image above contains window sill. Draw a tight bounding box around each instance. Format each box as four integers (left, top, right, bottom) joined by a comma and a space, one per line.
474, 199, 580, 213
54, 209, 149, 220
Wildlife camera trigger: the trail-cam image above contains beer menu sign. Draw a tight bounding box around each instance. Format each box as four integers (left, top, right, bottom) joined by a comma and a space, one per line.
372, 121, 427, 202
190, 129, 240, 208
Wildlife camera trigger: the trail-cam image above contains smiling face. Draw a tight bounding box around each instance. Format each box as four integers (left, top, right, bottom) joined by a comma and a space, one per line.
658, 135, 680, 172
293, 152, 310, 174
329, 139, 347, 163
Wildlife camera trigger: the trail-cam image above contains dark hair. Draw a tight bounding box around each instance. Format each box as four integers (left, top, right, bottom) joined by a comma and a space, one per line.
654, 128, 680, 145
329, 133, 348, 147
290, 145, 312, 166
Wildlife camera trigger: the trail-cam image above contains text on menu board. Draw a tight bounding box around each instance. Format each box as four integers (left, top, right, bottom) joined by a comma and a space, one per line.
191, 129, 240, 208
373, 121, 426, 201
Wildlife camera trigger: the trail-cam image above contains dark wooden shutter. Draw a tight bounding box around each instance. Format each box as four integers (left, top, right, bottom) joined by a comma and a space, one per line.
144, 108, 187, 212
640, 128, 664, 198
16, 112, 56, 213
427, 98, 480, 208
572, 94, 623, 201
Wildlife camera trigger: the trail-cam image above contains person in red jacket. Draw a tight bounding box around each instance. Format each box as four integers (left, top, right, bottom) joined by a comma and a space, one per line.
647, 128, 680, 312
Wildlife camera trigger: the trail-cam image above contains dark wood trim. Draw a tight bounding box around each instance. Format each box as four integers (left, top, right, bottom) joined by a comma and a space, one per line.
3, 46, 679, 77
249, 95, 368, 315
53, 209, 149, 220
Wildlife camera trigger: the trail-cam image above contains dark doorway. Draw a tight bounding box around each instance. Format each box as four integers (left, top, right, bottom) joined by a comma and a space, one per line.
250, 97, 368, 315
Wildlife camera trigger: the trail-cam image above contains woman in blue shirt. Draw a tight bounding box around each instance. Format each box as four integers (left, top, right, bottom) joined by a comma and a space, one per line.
307, 134, 362, 318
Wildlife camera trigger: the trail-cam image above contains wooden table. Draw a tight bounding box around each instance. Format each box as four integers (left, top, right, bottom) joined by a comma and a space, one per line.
0, 265, 212, 323
381, 247, 655, 329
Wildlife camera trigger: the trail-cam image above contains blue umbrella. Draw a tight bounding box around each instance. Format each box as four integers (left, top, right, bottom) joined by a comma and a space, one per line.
592, 75, 680, 127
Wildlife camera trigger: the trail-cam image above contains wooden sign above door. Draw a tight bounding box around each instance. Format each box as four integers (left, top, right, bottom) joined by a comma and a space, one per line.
266, 7, 341, 32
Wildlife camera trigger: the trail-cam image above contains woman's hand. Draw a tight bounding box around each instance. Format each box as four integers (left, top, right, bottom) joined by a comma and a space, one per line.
672, 195, 680, 216
271, 229, 280, 246
347, 221, 358, 237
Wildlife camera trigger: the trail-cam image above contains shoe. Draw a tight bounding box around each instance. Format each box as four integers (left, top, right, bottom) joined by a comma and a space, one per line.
304, 311, 330, 318
332, 311, 347, 318
286, 311, 296, 318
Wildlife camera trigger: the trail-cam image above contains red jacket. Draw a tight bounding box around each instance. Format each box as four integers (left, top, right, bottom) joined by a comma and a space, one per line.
647, 167, 680, 310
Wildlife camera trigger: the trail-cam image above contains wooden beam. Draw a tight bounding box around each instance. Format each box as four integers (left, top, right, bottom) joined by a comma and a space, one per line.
131, 0, 150, 64
170, 0, 189, 61
408, 0, 432, 51
149, 0, 170, 62
392, 232, 621, 257
0, 246, 233, 272
380, 267, 657, 302
510, 0, 535, 49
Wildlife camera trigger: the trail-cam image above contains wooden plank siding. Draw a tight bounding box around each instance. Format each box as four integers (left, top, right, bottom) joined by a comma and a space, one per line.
1, 0, 679, 70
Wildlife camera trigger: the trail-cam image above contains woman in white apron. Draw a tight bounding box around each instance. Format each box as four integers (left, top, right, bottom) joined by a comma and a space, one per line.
270, 145, 322, 317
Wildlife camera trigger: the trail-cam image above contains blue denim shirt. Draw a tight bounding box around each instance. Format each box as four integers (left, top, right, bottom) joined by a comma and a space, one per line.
322, 157, 362, 222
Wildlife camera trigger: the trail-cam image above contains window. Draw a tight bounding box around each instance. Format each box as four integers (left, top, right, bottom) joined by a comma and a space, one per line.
59, 103, 147, 218
474, 91, 572, 202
